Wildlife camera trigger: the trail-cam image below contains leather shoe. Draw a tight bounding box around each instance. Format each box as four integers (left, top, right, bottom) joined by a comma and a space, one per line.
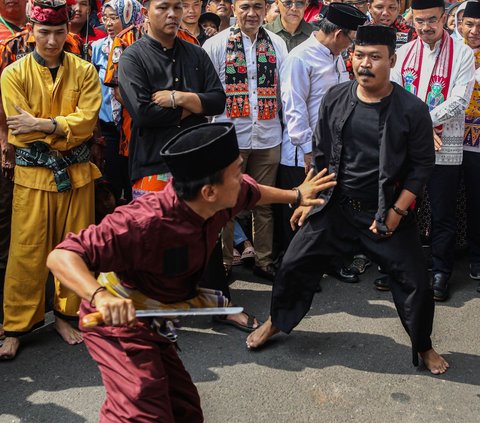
432, 272, 449, 302
469, 264, 480, 280
345, 255, 371, 275
253, 264, 276, 282
327, 267, 359, 283
373, 275, 390, 291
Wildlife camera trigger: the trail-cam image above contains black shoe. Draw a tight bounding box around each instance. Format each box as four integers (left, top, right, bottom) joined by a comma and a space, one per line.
432, 272, 449, 302
345, 255, 371, 275
374, 275, 390, 291
328, 267, 359, 283
469, 264, 480, 280
253, 264, 276, 282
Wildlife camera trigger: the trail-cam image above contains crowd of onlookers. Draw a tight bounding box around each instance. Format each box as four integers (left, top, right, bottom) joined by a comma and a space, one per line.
0, 0, 478, 361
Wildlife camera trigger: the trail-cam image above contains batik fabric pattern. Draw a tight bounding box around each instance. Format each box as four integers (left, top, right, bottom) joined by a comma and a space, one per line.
225, 26, 277, 120
464, 48, 480, 152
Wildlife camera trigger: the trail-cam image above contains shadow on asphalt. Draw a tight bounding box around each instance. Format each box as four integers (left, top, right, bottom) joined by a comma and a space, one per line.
1, 326, 101, 422
181, 319, 480, 388
1, 259, 478, 422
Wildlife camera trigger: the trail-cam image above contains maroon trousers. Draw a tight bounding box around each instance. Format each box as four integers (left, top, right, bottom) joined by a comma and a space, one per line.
80, 301, 203, 423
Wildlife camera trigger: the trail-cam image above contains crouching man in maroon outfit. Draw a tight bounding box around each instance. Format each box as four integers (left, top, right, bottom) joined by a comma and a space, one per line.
47, 122, 336, 422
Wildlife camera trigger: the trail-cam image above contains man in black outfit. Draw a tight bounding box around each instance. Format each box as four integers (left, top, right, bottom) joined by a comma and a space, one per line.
246, 24, 449, 375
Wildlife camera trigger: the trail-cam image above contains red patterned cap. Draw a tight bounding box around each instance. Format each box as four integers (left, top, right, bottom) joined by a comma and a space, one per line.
30, 0, 70, 26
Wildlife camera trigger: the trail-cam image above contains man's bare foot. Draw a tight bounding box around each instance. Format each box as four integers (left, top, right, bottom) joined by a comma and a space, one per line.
54, 318, 83, 345
420, 348, 449, 374
0, 323, 5, 340
0, 337, 20, 360
246, 317, 279, 350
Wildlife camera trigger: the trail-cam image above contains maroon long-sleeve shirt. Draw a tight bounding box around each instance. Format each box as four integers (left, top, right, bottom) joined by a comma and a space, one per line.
56, 175, 260, 303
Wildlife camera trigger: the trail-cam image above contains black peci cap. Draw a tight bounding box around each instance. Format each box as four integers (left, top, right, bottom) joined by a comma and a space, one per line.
463, 1, 480, 19
160, 123, 240, 182
355, 24, 397, 49
326, 2, 368, 31
411, 0, 445, 10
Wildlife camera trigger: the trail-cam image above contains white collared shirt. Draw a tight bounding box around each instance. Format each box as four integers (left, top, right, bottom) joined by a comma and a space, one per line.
203, 27, 288, 150
280, 32, 349, 167
392, 36, 475, 165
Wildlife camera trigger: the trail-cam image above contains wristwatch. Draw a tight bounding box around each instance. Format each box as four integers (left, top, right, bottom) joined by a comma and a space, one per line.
392, 205, 408, 216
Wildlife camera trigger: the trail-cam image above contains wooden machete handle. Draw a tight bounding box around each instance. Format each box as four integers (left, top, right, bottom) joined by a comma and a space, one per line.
82, 311, 104, 328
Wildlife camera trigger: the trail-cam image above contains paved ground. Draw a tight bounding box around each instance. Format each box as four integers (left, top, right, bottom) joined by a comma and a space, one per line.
1, 259, 480, 423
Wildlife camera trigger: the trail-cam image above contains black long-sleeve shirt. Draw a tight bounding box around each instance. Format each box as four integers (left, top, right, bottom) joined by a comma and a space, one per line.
312, 81, 435, 233
118, 34, 226, 181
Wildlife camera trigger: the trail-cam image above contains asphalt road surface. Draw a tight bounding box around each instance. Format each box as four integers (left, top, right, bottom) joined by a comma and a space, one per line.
1, 259, 479, 423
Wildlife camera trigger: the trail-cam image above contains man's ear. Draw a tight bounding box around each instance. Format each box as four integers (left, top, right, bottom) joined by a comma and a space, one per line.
390, 52, 397, 69
200, 184, 218, 203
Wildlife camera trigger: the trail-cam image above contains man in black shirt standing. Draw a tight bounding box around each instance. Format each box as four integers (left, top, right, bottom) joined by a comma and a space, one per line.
118, 0, 225, 188
247, 25, 450, 375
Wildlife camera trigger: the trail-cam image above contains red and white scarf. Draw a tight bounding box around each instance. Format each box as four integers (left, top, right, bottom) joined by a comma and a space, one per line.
401, 30, 454, 112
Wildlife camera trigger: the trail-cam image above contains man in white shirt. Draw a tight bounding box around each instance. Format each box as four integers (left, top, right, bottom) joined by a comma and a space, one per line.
391, 0, 475, 301
278, 3, 366, 256
203, 0, 288, 282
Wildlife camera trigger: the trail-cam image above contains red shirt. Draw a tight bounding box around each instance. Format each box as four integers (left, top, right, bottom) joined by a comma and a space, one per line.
56, 175, 260, 303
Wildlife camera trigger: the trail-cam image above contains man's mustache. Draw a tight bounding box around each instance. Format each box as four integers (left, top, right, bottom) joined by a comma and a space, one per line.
358, 69, 375, 77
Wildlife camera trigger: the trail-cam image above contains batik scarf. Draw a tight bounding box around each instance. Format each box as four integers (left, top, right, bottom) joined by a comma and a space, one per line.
102, 0, 143, 124
225, 26, 277, 120
401, 30, 453, 112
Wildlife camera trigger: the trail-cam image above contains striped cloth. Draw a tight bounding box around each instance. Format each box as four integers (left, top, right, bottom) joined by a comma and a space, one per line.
97, 272, 229, 341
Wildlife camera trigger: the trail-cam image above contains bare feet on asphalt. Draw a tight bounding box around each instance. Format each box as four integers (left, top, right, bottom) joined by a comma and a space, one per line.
246, 317, 279, 349
0, 337, 20, 360
420, 348, 449, 374
55, 318, 83, 345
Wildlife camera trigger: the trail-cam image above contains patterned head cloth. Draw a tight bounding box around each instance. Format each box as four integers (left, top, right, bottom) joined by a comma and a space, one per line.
30, 0, 70, 25
102, 0, 144, 29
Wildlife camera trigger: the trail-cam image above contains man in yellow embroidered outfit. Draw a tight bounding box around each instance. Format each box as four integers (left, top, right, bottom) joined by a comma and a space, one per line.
0, 0, 101, 359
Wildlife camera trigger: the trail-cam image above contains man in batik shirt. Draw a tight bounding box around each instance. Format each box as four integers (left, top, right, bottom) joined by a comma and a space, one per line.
458, 2, 480, 293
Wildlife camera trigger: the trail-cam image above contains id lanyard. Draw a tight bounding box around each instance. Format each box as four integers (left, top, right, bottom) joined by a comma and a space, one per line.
0, 15, 16, 35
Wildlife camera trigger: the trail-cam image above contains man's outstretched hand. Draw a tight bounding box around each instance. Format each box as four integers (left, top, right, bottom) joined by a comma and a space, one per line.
297, 168, 336, 207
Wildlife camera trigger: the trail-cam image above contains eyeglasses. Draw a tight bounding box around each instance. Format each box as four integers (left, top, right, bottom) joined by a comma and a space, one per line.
280, 0, 307, 9
344, 31, 355, 45
414, 13, 444, 27
103, 15, 120, 23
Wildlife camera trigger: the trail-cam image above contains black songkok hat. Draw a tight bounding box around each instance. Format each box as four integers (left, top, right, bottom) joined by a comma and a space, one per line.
160, 123, 240, 182
326, 2, 368, 31
463, 2, 480, 19
355, 25, 397, 49
411, 0, 445, 10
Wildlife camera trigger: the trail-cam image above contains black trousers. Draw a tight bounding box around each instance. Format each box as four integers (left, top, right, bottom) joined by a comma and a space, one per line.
275, 164, 306, 252
271, 199, 434, 365
462, 152, 480, 268
426, 164, 461, 275
100, 120, 132, 203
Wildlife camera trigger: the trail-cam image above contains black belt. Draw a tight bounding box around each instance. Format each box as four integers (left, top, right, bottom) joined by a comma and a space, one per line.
339, 194, 377, 212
